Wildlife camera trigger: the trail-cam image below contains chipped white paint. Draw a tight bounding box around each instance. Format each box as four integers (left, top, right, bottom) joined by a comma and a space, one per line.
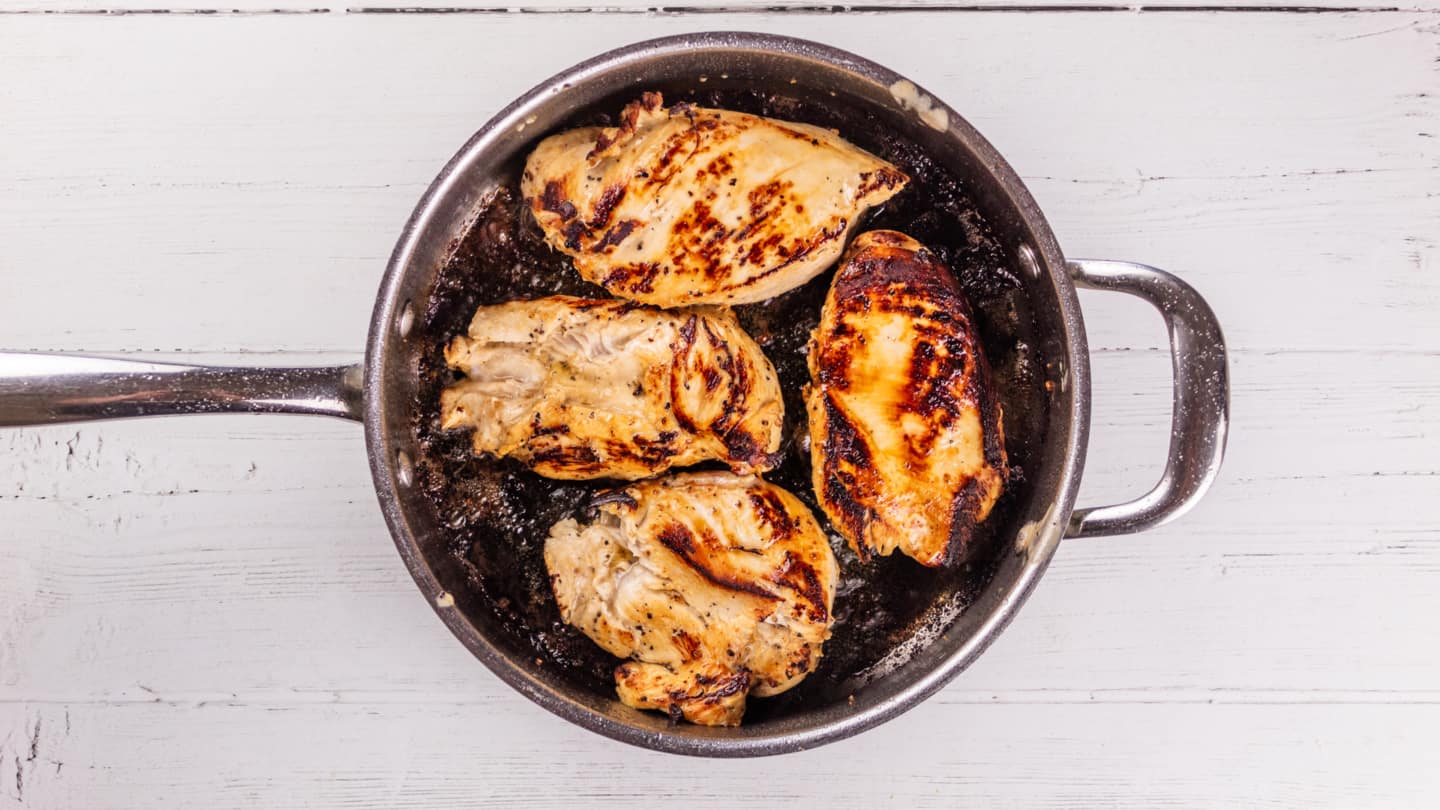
1, 0, 1435, 8
1, 7, 1438, 809
888, 79, 951, 132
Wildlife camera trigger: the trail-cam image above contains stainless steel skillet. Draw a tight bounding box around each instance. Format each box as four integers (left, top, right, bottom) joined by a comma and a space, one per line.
0, 32, 1228, 756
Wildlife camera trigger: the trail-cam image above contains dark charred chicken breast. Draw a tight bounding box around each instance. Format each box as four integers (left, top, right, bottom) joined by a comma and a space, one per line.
807, 230, 1007, 567
441, 296, 783, 480
545, 472, 838, 726
521, 93, 908, 307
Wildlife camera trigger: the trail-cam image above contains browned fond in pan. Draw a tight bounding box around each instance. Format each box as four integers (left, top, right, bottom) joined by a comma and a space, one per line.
412, 86, 1049, 721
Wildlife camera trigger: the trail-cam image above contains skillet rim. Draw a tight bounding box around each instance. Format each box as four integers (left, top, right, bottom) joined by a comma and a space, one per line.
363, 31, 1090, 757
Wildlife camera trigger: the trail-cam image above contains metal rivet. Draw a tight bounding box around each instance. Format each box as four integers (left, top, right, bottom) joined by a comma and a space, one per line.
396, 450, 413, 487
397, 301, 415, 338
1018, 244, 1041, 279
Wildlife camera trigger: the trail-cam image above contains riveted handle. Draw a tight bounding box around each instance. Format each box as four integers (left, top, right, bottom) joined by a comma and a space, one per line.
1065, 260, 1229, 538
0, 352, 364, 427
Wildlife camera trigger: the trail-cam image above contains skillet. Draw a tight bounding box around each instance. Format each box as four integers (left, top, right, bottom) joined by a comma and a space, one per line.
0, 32, 1228, 756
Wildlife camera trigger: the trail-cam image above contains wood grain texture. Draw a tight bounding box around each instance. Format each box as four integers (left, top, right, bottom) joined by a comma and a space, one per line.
3, 701, 1438, 808
3, 2, 1437, 14
1, 13, 1436, 354
2, 351, 1435, 703
1, 7, 1437, 809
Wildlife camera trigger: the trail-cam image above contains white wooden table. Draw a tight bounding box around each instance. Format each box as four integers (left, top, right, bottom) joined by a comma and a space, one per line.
2, 1, 1437, 806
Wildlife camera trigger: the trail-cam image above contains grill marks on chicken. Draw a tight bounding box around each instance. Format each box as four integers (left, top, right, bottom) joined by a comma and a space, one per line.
522, 92, 908, 307
441, 99, 1018, 725
441, 297, 783, 480
808, 231, 1007, 567
544, 473, 838, 726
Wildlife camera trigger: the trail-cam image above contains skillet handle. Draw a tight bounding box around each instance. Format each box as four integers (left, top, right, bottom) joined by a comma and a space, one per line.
0, 352, 364, 427
1064, 260, 1229, 538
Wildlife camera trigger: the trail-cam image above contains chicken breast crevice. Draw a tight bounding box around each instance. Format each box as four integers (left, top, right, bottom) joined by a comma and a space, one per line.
521, 92, 908, 307
441, 296, 783, 480
544, 472, 838, 726
807, 230, 1007, 567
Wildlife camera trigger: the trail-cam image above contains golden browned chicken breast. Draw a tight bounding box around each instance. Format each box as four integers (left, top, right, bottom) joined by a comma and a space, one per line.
441, 297, 782, 480
544, 472, 838, 726
521, 92, 908, 307
807, 231, 1007, 567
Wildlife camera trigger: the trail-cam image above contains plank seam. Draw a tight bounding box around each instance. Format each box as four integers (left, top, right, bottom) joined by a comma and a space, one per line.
0, 4, 1428, 14
4, 347, 1437, 356
5, 690, 1440, 706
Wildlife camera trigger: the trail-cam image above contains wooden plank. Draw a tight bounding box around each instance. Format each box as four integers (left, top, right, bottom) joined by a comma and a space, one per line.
1, 13, 1436, 354
3, 701, 1437, 807
2, 2, 1436, 15
1, 351, 1435, 703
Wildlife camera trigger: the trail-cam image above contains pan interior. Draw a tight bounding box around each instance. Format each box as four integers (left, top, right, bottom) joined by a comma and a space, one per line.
367, 34, 1079, 752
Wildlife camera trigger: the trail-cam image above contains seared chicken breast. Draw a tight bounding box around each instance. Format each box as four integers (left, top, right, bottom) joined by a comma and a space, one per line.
807, 231, 1007, 567
545, 472, 838, 726
521, 92, 908, 307
441, 297, 783, 480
